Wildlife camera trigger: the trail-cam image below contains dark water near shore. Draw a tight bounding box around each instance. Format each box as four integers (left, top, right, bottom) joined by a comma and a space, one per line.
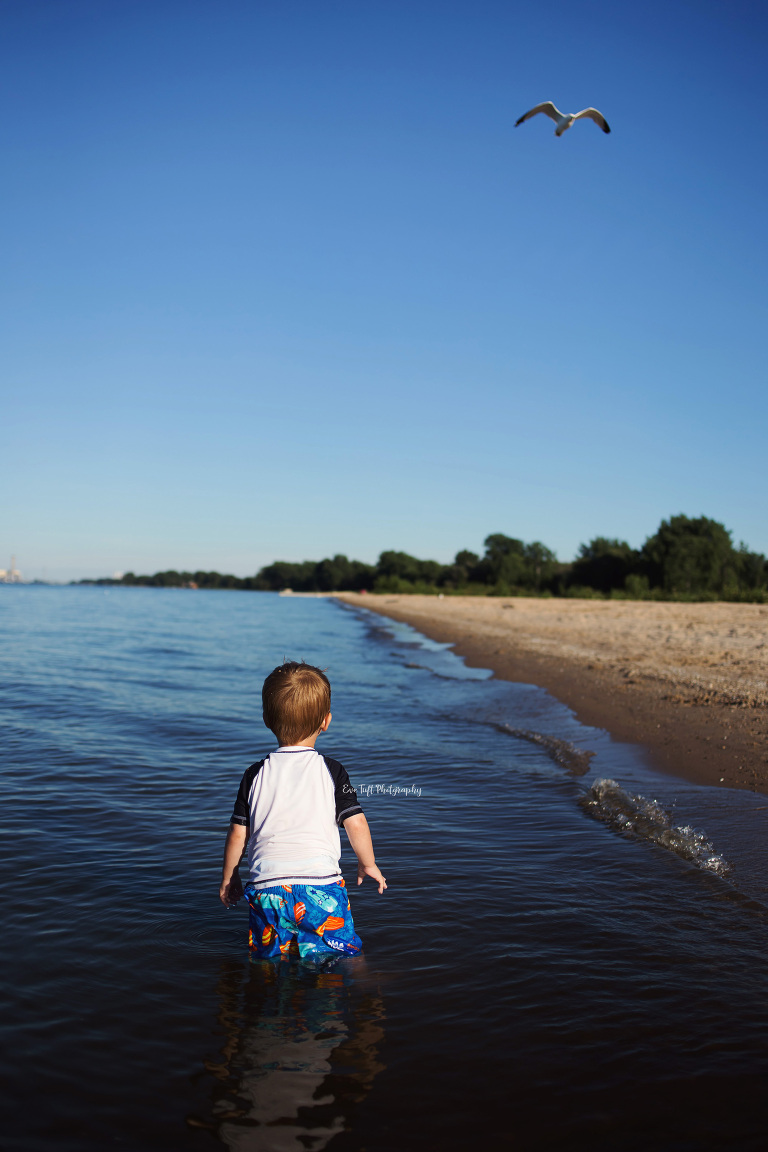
3, 587, 768, 1150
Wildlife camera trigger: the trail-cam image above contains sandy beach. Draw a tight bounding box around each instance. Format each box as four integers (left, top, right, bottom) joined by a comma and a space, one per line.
336, 593, 768, 794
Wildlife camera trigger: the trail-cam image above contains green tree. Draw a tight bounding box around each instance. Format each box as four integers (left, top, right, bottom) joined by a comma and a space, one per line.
480, 534, 527, 586
641, 515, 737, 595
570, 538, 638, 594
479, 534, 557, 591
736, 545, 768, 592
372, 550, 449, 592
523, 541, 557, 591
439, 549, 481, 588
315, 555, 376, 591
376, 551, 424, 583
255, 561, 319, 591
454, 549, 480, 573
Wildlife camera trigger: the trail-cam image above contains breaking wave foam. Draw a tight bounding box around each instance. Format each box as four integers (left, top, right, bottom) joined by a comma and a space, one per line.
581, 778, 730, 876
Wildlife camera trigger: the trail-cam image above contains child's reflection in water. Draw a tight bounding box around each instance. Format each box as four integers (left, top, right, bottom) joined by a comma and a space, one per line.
195, 954, 385, 1151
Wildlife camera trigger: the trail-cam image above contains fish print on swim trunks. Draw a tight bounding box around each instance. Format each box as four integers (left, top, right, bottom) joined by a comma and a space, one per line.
244, 878, 362, 959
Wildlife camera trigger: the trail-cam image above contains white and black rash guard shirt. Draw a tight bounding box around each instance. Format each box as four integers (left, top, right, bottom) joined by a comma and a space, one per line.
230, 746, 364, 889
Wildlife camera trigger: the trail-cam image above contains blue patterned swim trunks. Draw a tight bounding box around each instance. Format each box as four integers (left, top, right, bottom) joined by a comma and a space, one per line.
244, 879, 363, 959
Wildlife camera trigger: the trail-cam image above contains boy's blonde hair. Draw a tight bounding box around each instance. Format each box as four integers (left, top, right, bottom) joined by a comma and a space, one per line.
262, 661, 331, 746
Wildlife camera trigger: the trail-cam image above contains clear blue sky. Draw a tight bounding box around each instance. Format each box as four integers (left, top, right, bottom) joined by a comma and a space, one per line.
3, 0, 766, 581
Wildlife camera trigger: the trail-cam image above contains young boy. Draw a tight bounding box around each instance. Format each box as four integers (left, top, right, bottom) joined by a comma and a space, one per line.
219, 661, 386, 959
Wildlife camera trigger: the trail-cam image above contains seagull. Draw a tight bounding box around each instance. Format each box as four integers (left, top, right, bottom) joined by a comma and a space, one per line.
515, 101, 611, 136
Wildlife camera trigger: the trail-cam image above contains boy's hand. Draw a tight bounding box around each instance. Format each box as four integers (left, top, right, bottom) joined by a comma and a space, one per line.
220, 822, 248, 907
344, 813, 386, 894
219, 873, 243, 907
357, 863, 387, 894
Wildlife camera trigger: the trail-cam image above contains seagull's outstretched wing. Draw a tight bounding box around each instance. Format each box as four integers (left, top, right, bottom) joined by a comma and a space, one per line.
573, 107, 611, 133
515, 101, 562, 127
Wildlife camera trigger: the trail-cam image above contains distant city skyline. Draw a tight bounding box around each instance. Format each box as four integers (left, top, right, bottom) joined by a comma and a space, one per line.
3, 0, 767, 582
0, 557, 23, 584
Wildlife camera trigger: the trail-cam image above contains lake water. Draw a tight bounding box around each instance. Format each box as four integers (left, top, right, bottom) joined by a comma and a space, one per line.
2, 587, 768, 1151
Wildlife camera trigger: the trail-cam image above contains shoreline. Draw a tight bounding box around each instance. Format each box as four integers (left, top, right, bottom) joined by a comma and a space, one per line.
335, 593, 768, 795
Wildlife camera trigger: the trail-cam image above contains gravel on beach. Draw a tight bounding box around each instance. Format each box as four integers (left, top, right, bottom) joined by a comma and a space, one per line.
336, 593, 768, 794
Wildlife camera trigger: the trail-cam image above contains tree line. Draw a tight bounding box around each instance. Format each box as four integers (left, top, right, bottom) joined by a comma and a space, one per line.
87, 515, 768, 601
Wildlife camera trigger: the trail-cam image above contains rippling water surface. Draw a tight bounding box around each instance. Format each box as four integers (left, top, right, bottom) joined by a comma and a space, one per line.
2, 587, 768, 1151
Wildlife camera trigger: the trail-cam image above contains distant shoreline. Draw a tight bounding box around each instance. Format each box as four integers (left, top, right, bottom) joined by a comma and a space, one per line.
335, 593, 768, 796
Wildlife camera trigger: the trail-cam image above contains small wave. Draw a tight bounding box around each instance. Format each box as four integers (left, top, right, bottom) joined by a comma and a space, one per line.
118, 913, 247, 954
581, 778, 730, 876
496, 724, 595, 776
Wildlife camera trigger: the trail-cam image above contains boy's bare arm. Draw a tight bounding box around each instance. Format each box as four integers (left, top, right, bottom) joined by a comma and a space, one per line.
220, 823, 248, 906
343, 812, 387, 894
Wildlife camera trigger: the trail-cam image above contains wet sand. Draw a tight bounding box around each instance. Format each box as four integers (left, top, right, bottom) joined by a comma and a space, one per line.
335, 594, 768, 794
